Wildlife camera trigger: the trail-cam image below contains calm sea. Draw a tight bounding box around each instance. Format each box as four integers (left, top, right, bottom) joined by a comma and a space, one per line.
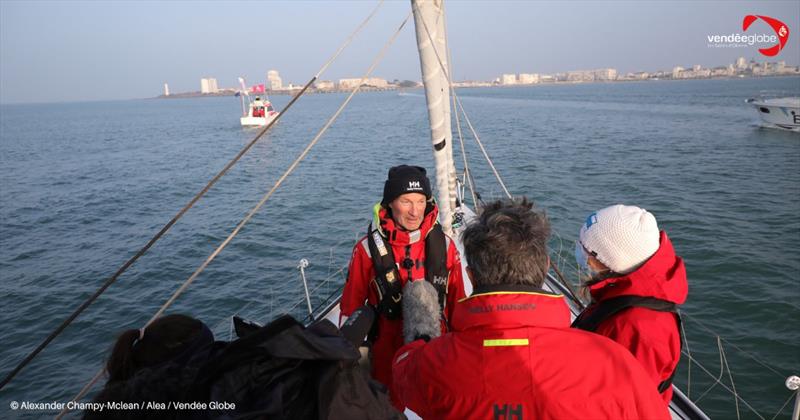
1, 77, 799, 418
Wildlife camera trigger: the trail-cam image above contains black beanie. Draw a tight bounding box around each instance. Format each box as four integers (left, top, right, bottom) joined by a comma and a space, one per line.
381, 165, 432, 206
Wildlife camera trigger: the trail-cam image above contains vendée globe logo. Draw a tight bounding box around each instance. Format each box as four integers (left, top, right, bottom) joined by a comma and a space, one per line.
707, 15, 790, 56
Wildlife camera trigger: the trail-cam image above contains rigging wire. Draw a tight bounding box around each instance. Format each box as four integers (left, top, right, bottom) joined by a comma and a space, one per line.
682, 312, 786, 379
721, 337, 742, 420
413, 1, 513, 200
442, 8, 478, 208
1, 0, 387, 394
683, 343, 766, 419
56, 10, 412, 416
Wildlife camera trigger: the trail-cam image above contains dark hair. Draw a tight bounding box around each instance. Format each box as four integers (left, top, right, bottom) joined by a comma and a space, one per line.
105, 314, 206, 383
462, 198, 551, 287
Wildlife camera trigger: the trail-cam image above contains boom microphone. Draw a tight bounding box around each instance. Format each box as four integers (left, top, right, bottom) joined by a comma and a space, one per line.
402, 280, 442, 344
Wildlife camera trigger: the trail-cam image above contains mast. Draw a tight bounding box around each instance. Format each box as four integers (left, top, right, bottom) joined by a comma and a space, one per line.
411, 0, 457, 235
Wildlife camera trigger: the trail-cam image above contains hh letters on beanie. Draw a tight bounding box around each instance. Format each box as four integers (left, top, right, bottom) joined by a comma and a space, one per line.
381, 165, 432, 206
579, 204, 660, 274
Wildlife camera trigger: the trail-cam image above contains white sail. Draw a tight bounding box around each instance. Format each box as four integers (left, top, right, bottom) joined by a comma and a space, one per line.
411, 0, 457, 235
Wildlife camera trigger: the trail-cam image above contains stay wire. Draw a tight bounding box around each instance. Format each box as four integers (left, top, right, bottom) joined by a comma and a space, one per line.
0, 0, 383, 397
682, 311, 786, 379
56, 9, 411, 417
413, 1, 513, 200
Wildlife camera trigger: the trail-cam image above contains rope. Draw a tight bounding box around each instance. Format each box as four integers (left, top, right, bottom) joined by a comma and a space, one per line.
49, 0, 388, 419
4, 0, 387, 395
443, 14, 477, 208
412, 1, 513, 200
56, 10, 411, 417
453, 94, 513, 199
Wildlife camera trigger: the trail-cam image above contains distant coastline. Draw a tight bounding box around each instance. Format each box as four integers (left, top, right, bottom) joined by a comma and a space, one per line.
154, 73, 800, 100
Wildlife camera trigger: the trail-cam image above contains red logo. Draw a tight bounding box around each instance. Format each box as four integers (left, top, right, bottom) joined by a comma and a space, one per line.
743, 15, 790, 56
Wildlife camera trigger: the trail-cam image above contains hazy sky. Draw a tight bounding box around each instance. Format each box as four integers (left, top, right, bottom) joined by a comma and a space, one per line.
1, 0, 798, 104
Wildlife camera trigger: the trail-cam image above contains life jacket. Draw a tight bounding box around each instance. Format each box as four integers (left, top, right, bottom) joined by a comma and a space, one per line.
571, 295, 682, 393
366, 221, 448, 321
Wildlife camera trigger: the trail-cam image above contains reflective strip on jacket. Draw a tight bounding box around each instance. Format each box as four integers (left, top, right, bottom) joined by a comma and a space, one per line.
392, 284, 671, 420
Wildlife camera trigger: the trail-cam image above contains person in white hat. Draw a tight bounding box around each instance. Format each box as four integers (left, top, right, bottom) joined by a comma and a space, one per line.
572, 204, 689, 404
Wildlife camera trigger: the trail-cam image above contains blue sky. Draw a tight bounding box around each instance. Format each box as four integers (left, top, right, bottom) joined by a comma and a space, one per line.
1, 0, 798, 104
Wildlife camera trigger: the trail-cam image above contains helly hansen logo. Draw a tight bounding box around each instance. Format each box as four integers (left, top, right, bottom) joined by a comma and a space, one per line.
493, 404, 523, 420
432, 275, 447, 286
407, 181, 422, 190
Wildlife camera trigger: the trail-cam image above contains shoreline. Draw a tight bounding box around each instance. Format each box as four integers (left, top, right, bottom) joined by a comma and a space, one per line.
154, 73, 800, 99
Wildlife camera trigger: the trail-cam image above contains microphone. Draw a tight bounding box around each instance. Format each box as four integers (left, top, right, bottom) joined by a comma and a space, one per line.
402, 280, 442, 344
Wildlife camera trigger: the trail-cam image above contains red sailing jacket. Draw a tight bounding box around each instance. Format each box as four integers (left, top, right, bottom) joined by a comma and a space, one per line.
585, 231, 688, 403
393, 285, 669, 420
340, 204, 465, 404
392, 284, 670, 420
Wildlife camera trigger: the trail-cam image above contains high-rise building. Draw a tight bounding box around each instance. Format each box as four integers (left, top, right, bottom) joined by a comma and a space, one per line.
200, 77, 219, 94
267, 70, 282, 90
164, 83, 170, 96
594, 68, 617, 81
501, 74, 517, 85
518, 73, 539, 84
338, 78, 361, 90
736, 57, 747, 69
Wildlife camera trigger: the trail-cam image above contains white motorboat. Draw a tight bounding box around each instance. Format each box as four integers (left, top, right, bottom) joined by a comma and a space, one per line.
745, 96, 800, 132
240, 96, 279, 127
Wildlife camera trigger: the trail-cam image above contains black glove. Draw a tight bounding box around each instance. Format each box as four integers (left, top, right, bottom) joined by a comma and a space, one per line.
340, 305, 376, 347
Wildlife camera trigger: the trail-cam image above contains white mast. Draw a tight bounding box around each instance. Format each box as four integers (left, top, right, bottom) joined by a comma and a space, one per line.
411, 0, 457, 235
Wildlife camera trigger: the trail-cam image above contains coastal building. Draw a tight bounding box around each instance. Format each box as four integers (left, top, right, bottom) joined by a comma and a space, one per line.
536, 74, 553, 83
200, 77, 218, 94
736, 57, 747, 69
164, 83, 170, 96
594, 68, 617, 81
314, 80, 335, 90
267, 70, 282, 90
518, 73, 539, 84
338, 78, 362, 90
364, 77, 388, 88
501, 74, 517, 85
672, 66, 684, 79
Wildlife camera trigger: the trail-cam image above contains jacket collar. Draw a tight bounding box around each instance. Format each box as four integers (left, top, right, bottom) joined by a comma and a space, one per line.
451, 283, 571, 331
589, 231, 688, 305
372, 202, 439, 246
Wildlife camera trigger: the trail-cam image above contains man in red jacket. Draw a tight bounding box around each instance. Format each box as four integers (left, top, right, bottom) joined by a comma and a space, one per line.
573, 204, 688, 403
340, 165, 465, 406
393, 198, 670, 420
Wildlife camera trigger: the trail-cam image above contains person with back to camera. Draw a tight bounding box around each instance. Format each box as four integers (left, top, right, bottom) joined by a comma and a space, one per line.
340, 164, 466, 407
572, 204, 688, 403
393, 198, 670, 419
86, 310, 400, 419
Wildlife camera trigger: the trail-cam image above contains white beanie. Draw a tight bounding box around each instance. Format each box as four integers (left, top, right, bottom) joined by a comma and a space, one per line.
579, 204, 660, 274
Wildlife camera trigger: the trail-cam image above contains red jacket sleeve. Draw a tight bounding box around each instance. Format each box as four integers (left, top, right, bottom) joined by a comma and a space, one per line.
595, 309, 679, 393
340, 240, 374, 323
391, 339, 428, 412
444, 241, 466, 325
